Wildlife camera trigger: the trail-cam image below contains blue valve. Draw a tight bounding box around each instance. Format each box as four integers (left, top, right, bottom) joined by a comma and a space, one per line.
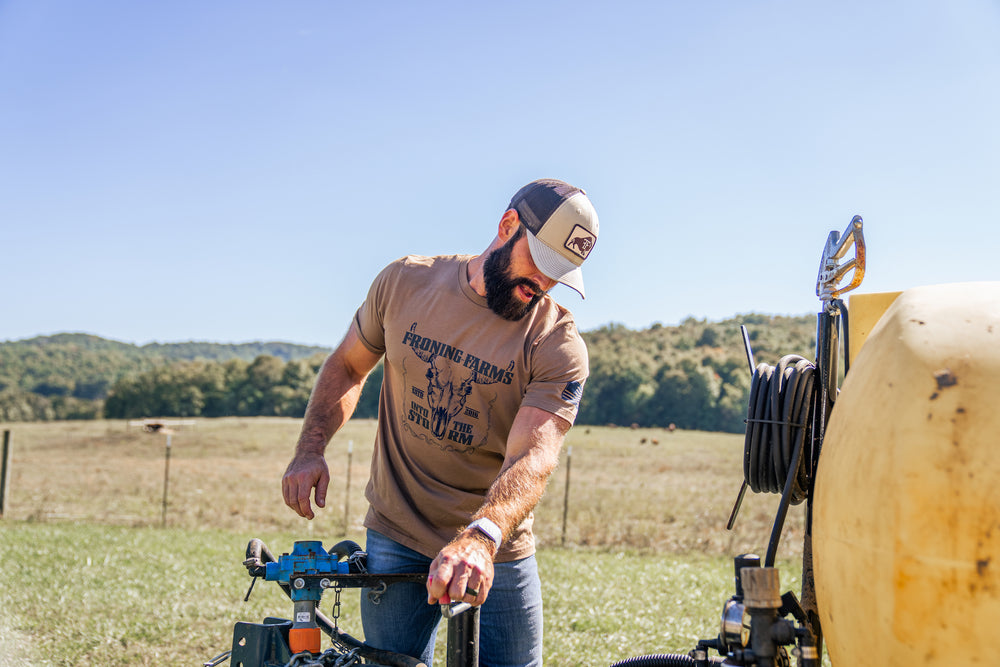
264, 541, 352, 602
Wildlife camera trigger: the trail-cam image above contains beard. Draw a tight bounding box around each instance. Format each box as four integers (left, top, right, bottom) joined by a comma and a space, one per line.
483, 233, 544, 321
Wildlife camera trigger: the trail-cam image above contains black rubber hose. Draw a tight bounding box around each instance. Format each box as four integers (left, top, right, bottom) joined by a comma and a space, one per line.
833, 298, 850, 376
744, 355, 814, 502
328, 540, 364, 560
609, 654, 724, 667
245, 537, 277, 562
330, 627, 427, 667
742, 355, 816, 566
244, 538, 277, 577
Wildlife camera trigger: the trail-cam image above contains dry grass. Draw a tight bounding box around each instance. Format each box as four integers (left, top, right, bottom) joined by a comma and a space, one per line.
0, 418, 819, 666
2, 418, 805, 559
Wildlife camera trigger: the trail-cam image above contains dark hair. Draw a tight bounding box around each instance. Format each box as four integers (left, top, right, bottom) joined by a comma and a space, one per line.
510, 221, 526, 244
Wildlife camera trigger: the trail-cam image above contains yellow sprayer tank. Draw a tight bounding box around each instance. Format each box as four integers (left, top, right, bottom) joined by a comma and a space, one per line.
814, 282, 1000, 665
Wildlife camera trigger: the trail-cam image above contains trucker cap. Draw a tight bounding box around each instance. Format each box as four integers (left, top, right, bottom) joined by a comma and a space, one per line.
508, 178, 599, 299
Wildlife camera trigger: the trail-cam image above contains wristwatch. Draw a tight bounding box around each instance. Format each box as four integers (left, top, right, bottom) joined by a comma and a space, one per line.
467, 517, 502, 554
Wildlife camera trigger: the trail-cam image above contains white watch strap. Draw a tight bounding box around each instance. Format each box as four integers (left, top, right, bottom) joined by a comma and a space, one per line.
467, 517, 502, 552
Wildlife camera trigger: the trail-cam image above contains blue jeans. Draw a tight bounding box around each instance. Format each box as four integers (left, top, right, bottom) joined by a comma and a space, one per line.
360, 529, 543, 667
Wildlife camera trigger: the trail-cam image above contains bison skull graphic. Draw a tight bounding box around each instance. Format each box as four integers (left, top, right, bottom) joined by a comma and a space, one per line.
408, 334, 501, 440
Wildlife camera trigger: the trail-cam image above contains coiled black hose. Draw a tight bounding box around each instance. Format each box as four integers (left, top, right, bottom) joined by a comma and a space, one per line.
744, 354, 816, 566
744, 354, 816, 503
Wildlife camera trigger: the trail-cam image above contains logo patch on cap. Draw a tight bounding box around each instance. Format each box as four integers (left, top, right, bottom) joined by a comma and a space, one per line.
564, 224, 596, 260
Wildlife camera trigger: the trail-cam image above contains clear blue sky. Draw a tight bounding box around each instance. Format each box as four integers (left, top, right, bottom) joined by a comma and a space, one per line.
1, 1, 997, 346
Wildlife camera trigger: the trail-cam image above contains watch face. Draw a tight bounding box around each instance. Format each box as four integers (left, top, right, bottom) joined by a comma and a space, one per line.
741, 609, 751, 647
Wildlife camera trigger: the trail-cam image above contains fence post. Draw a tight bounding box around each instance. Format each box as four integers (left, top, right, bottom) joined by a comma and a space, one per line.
0, 430, 11, 518
343, 440, 353, 536
561, 445, 572, 547
161, 432, 172, 527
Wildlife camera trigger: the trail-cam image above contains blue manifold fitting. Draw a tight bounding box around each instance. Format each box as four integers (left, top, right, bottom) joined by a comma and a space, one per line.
264, 541, 352, 602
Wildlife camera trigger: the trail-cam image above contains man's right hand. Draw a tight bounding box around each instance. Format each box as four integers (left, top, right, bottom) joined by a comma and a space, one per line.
282, 452, 329, 520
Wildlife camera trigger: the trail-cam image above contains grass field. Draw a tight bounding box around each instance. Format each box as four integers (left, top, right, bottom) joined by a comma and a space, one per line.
0, 418, 812, 666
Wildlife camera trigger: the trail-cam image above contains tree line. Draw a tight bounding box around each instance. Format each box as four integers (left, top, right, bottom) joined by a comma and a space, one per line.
1, 315, 816, 432
0, 334, 328, 422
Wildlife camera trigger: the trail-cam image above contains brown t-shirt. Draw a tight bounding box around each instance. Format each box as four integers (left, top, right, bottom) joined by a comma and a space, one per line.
353, 254, 588, 561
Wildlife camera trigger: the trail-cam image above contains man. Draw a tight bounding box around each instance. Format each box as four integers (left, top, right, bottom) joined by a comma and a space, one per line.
282, 178, 599, 667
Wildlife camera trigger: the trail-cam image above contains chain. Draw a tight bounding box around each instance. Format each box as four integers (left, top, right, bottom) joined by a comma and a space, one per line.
285, 654, 320, 667
332, 584, 342, 629
333, 648, 361, 667
284, 647, 361, 667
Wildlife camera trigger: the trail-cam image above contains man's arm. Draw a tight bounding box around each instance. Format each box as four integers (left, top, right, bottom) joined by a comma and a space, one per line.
426, 405, 570, 606
282, 326, 382, 519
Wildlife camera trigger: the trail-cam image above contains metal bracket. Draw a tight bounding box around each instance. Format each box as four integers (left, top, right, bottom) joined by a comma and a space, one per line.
229, 618, 293, 667
816, 215, 865, 303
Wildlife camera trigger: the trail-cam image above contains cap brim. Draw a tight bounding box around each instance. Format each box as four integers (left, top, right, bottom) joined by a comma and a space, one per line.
526, 231, 586, 299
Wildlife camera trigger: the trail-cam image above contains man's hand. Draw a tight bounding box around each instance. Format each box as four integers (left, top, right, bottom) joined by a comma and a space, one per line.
282, 451, 329, 519
426, 534, 495, 607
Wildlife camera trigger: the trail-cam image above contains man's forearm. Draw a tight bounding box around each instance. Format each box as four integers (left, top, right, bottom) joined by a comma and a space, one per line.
428, 449, 556, 606
429, 408, 568, 605
472, 444, 560, 541
284, 328, 381, 520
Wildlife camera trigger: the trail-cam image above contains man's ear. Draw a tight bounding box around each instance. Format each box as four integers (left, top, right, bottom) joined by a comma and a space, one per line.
498, 208, 520, 241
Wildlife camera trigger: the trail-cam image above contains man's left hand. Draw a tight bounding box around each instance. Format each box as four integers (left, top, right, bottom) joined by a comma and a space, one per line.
426, 535, 494, 607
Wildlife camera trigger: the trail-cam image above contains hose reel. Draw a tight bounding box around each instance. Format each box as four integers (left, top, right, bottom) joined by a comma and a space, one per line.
744, 355, 815, 505
727, 348, 817, 568
728, 216, 864, 568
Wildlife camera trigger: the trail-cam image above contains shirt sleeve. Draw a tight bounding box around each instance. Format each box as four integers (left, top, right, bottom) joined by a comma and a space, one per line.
520, 319, 589, 425
352, 260, 402, 355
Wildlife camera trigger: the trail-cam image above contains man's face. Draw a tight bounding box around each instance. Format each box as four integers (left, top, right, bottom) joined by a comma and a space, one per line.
483, 228, 548, 321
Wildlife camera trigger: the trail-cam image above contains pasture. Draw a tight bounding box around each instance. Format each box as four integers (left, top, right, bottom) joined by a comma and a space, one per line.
0, 418, 808, 666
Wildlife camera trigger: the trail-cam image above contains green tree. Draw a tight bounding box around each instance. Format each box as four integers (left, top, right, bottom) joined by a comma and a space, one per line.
648, 359, 718, 430
354, 363, 383, 419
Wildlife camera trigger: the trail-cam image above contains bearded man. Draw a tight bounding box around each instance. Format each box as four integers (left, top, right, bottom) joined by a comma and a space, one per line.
282, 179, 599, 667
